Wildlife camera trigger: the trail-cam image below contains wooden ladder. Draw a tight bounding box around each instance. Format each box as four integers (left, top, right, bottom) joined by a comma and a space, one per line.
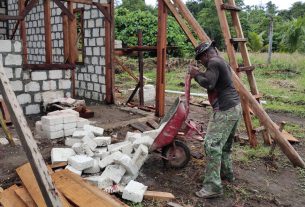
214, 0, 271, 146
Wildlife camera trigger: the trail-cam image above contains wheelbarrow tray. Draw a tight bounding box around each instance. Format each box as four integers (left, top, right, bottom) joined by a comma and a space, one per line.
150, 97, 187, 152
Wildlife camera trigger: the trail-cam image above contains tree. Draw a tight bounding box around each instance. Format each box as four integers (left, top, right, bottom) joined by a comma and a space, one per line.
119, 0, 147, 11
248, 31, 266, 52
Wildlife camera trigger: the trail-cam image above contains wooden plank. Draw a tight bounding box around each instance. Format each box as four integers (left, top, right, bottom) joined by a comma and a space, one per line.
102, 115, 156, 130
23, 63, 76, 70
19, 0, 28, 64
220, 3, 241, 11
0, 14, 23, 20
0, 63, 62, 206
230, 37, 247, 43
20, 0, 38, 18
0, 99, 11, 123
114, 57, 138, 82
60, 0, 93, 5
93, 2, 111, 22
162, 0, 197, 47
0, 185, 27, 207
44, 0, 52, 63
172, 0, 210, 42
130, 122, 152, 132
52, 169, 129, 207
156, 0, 167, 117
54, 0, 75, 20
50, 161, 68, 170
146, 120, 159, 129
63, 14, 70, 63
104, 1, 114, 104
16, 163, 70, 207
15, 186, 37, 207
144, 191, 175, 201
237, 65, 255, 72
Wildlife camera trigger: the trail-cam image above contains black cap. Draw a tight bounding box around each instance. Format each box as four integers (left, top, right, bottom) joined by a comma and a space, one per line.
195, 41, 216, 60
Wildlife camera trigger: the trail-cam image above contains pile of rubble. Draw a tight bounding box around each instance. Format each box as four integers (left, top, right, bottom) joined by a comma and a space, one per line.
35, 109, 165, 203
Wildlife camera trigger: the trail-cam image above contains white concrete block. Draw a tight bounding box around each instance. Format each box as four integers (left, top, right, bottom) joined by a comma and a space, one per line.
64, 122, 77, 130
122, 180, 147, 203
82, 136, 97, 150
49, 70, 63, 79
25, 104, 40, 115
82, 144, 94, 157
84, 176, 100, 186
77, 117, 90, 128
59, 80, 71, 89
35, 121, 43, 135
84, 159, 100, 174
68, 155, 94, 171
41, 115, 63, 126
65, 137, 82, 147
94, 147, 109, 159
65, 165, 82, 176
125, 132, 142, 143
0, 40, 11, 52
72, 143, 84, 154
48, 109, 79, 117
64, 128, 76, 137
51, 148, 76, 164
14, 41, 22, 52
42, 123, 63, 132
25, 82, 40, 92
17, 94, 31, 105
72, 130, 87, 138
99, 151, 123, 169
108, 141, 133, 156
32, 71, 47, 80
114, 154, 138, 176
120, 173, 139, 186
62, 114, 78, 124
42, 80, 56, 90
98, 176, 113, 189
132, 135, 154, 149
10, 80, 23, 91
84, 125, 104, 136
132, 144, 149, 169
0, 138, 9, 145
101, 164, 126, 184
94, 137, 111, 147
45, 130, 64, 139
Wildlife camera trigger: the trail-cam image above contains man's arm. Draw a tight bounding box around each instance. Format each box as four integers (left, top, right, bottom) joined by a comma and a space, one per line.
194, 64, 219, 90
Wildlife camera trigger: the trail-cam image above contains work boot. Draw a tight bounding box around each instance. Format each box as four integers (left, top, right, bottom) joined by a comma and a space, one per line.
221, 175, 235, 183
195, 188, 223, 198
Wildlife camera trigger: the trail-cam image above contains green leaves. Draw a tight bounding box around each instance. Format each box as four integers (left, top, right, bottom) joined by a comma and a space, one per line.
248, 31, 266, 52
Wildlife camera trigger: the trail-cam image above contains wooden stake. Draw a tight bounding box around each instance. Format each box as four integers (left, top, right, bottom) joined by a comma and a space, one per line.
0, 64, 63, 206
44, 0, 52, 63
19, 0, 28, 64
68, 2, 76, 97
156, 0, 167, 117
138, 30, 144, 106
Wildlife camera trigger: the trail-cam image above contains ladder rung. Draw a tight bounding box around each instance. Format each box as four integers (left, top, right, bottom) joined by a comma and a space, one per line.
230, 38, 247, 43
237, 66, 255, 72
220, 3, 241, 12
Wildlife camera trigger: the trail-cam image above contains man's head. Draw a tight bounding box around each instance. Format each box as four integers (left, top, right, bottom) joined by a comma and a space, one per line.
195, 41, 217, 65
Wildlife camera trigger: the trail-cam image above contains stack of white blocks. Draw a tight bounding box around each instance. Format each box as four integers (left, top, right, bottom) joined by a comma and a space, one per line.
48, 112, 167, 203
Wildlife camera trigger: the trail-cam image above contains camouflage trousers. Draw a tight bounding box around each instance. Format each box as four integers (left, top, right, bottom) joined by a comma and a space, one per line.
202, 103, 242, 193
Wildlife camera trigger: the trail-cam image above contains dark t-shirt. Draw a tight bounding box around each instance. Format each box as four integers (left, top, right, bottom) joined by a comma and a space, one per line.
194, 56, 240, 111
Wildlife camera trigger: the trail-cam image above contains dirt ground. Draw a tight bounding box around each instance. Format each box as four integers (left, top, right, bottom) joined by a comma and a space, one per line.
0, 99, 305, 207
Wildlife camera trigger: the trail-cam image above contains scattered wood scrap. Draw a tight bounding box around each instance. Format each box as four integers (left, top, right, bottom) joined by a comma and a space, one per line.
0, 185, 27, 207
130, 122, 153, 132
14, 187, 37, 207
146, 120, 159, 129
144, 191, 175, 201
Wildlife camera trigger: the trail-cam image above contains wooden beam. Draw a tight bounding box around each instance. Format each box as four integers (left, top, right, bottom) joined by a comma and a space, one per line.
172, 0, 209, 42
0, 14, 23, 20
44, 0, 52, 63
54, 0, 75, 20
19, 0, 28, 64
93, 2, 111, 23
105, 0, 114, 104
68, 2, 77, 97
20, 0, 38, 18
0, 185, 27, 207
156, 0, 167, 117
63, 14, 70, 62
114, 57, 138, 82
144, 191, 175, 201
23, 63, 75, 70
162, 0, 197, 47
60, 0, 93, 5
0, 64, 63, 206
15, 187, 37, 207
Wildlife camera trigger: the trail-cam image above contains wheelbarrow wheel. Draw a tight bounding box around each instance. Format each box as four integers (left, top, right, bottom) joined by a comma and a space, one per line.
161, 140, 191, 169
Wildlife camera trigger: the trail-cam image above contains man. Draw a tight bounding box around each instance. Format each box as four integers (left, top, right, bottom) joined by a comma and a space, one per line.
189, 41, 242, 198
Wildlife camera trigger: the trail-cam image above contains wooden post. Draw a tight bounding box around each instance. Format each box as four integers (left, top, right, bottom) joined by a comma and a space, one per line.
105, 0, 114, 104
0, 63, 63, 206
44, 0, 52, 63
156, 0, 167, 117
19, 0, 28, 64
138, 30, 144, 106
63, 14, 69, 62
267, 15, 273, 64
68, 2, 76, 97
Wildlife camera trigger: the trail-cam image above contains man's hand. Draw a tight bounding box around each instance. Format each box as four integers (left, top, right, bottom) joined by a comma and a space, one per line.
188, 65, 200, 78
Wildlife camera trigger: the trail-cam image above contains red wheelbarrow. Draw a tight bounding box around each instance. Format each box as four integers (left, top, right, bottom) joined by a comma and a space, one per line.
149, 73, 205, 168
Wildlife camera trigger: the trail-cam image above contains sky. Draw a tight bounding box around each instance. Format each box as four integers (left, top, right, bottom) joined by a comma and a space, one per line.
145, 0, 305, 10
